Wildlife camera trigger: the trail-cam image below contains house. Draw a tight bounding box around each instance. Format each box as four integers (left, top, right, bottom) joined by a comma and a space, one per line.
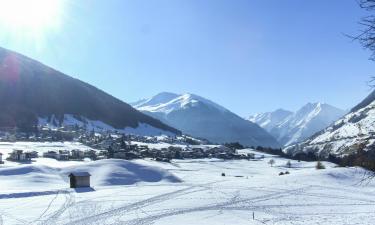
57, 150, 70, 160
8, 150, 32, 162
113, 151, 140, 160
43, 151, 58, 159
71, 149, 85, 159
84, 150, 97, 160
27, 151, 39, 158
69, 172, 91, 188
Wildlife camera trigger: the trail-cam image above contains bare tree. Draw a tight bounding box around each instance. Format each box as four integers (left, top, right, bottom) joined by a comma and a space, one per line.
352, 1, 375, 87
354, 0, 375, 60
268, 159, 275, 167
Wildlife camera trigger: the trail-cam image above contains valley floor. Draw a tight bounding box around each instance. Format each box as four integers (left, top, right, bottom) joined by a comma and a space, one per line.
0, 143, 374, 225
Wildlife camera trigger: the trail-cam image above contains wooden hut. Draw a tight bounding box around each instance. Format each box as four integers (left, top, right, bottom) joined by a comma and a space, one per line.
69, 172, 91, 188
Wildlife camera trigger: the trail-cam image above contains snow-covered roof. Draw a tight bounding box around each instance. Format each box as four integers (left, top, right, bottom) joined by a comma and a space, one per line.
69, 172, 91, 177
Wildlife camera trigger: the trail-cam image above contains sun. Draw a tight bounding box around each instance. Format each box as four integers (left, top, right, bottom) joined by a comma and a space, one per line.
0, 0, 64, 33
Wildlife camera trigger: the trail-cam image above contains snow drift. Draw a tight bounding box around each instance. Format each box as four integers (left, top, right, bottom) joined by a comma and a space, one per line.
0, 159, 181, 193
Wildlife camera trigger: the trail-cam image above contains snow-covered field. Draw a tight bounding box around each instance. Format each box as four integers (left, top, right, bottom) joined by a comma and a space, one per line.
0, 143, 374, 225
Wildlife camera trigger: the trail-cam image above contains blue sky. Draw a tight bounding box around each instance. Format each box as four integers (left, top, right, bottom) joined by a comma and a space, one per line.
0, 0, 374, 116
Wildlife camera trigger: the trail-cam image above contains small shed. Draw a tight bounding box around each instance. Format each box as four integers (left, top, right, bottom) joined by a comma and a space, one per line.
69, 172, 91, 188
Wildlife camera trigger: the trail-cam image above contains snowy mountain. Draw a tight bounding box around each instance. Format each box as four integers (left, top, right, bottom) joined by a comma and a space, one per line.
250, 103, 345, 146
132, 92, 280, 148
0, 47, 180, 136
284, 91, 375, 158
248, 109, 293, 132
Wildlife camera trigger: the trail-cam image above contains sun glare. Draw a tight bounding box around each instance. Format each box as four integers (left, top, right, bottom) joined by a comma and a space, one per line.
0, 0, 63, 33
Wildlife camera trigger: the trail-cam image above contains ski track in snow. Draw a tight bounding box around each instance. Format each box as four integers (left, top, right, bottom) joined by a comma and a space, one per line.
0, 145, 374, 225
5, 182, 372, 225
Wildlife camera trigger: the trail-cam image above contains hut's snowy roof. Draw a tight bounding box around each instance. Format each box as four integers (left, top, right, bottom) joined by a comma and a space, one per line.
69, 172, 91, 177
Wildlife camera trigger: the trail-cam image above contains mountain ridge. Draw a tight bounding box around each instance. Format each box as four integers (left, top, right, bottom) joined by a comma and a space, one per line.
249, 103, 345, 146
132, 92, 280, 148
284, 90, 375, 158
0, 47, 180, 135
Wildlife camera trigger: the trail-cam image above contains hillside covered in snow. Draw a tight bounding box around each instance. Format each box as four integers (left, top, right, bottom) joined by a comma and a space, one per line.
132, 92, 280, 148
284, 91, 375, 158
250, 103, 345, 146
248, 109, 293, 133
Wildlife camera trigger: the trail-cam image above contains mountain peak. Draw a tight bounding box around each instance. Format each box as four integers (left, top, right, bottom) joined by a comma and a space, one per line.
134, 92, 280, 148
133, 92, 229, 114
250, 103, 345, 146
284, 91, 375, 158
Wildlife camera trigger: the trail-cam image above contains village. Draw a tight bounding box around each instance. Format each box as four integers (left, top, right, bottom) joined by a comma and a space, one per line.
0, 125, 257, 165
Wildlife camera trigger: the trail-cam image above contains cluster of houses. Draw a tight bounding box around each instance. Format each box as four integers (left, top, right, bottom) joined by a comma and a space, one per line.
0, 125, 255, 164
103, 140, 254, 162
5, 149, 104, 162
42, 149, 105, 161
7, 150, 38, 162
1, 144, 254, 164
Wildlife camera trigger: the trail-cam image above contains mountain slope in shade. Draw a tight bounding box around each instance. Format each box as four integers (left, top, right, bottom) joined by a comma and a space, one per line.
284, 91, 375, 157
132, 92, 280, 148
250, 103, 345, 146
0, 47, 180, 135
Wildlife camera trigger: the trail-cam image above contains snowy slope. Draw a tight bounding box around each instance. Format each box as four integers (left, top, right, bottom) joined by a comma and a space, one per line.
0, 144, 374, 224
0, 159, 181, 194
38, 114, 177, 137
133, 92, 228, 114
132, 92, 280, 148
284, 93, 375, 157
250, 103, 345, 146
248, 109, 292, 132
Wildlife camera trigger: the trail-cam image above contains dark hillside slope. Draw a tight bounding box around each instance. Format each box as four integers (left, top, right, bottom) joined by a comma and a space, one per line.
0, 47, 180, 134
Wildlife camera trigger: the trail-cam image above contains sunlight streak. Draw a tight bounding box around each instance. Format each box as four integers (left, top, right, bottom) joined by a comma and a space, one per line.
0, 0, 63, 30
0, 0, 65, 43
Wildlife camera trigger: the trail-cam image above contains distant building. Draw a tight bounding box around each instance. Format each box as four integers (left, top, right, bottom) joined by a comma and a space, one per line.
43, 151, 58, 159
57, 150, 70, 160
27, 151, 39, 158
69, 172, 91, 188
71, 150, 85, 159
8, 150, 32, 162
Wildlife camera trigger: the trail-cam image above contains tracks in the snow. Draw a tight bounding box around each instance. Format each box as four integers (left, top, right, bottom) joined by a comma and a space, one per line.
63, 182, 220, 225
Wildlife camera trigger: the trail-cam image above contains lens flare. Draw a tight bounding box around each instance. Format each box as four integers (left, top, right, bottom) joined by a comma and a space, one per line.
0, 0, 64, 34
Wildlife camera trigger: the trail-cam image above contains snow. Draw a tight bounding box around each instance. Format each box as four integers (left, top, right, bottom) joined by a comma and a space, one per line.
133, 92, 228, 114
248, 109, 292, 131
251, 103, 345, 146
0, 143, 374, 225
285, 100, 375, 157
38, 114, 176, 136
131, 141, 219, 151
0, 159, 180, 195
132, 92, 280, 148
0, 142, 93, 161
